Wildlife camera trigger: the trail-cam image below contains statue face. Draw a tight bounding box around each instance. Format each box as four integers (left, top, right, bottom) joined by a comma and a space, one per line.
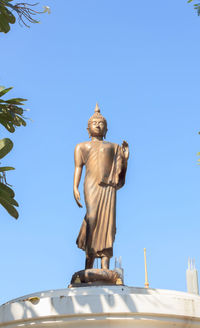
89, 118, 106, 137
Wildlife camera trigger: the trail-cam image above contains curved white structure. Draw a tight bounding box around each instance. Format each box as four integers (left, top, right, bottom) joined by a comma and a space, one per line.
0, 286, 200, 327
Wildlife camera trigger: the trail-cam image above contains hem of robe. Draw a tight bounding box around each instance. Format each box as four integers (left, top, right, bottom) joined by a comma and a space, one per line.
76, 218, 114, 258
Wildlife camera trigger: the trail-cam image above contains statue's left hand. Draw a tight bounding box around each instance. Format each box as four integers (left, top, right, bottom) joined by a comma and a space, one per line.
121, 140, 129, 160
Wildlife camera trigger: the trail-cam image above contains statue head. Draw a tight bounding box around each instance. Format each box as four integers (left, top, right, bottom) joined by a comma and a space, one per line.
87, 104, 108, 138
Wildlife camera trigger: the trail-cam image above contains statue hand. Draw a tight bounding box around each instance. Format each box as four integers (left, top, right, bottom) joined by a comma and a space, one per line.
73, 187, 83, 208
121, 140, 129, 160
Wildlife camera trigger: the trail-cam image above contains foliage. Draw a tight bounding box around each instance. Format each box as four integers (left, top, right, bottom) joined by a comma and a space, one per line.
0, 138, 18, 219
0, 1, 46, 218
0, 0, 50, 33
188, 0, 200, 15
0, 87, 27, 132
0, 0, 15, 33
0, 86, 27, 219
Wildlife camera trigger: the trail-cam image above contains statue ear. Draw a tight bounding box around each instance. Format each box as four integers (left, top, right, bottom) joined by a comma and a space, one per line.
104, 128, 108, 139
87, 127, 91, 138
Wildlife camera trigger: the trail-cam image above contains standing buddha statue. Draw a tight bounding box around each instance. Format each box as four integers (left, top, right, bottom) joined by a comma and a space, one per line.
73, 104, 129, 271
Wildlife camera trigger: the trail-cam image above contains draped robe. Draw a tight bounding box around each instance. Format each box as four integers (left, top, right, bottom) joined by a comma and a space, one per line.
75, 140, 127, 258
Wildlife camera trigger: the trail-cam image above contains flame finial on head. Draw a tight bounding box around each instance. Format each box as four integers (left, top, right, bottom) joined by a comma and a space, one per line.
94, 103, 100, 113
88, 103, 106, 122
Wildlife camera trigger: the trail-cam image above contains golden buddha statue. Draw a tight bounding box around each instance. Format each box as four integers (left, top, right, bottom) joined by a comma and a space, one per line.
73, 104, 129, 271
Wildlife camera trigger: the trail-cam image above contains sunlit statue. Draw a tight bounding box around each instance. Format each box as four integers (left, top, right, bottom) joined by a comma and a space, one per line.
73, 104, 129, 271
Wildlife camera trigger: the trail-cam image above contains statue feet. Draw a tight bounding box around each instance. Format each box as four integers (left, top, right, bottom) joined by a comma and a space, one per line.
69, 268, 123, 287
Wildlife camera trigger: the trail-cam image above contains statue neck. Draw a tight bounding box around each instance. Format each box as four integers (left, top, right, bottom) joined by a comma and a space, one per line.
91, 136, 103, 141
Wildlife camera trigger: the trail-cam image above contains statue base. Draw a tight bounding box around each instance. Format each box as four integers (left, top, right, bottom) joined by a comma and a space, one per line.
69, 268, 123, 287
2, 287, 200, 327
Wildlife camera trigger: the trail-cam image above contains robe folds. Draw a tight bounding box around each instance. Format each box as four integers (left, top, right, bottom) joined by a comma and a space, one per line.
75, 140, 127, 258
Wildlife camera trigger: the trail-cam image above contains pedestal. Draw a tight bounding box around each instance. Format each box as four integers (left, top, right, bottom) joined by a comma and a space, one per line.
70, 268, 123, 286
0, 286, 200, 327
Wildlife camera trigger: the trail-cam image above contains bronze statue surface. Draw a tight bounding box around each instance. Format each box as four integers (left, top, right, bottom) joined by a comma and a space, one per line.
73, 104, 129, 272
70, 268, 122, 287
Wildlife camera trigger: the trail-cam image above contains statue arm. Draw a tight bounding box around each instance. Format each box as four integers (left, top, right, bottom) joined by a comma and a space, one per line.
121, 140, 129, 161
73, 144, 84, 208
115, 141, 129, 190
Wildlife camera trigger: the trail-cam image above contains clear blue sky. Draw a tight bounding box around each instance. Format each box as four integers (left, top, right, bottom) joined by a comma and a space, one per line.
0, 0, 200, 304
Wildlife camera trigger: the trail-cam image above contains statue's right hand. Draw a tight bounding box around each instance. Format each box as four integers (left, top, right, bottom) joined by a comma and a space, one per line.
73, 187, 83, 208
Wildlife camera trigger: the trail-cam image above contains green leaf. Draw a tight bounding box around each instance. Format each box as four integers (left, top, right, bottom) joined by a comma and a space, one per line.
0, 138, 13, 159
9, 197, 18, 207
0, 197, 19, 219
0, 12, 10, 33
11, 107, 23, 115
0, 111, 16, 122
0, 111, 26, 128
14, 116, 26, 127
5, 98, 27, 105
4, 7, 15, 24
0, 189, 18, 206
0, 87, 13, 98
0, 119, 15, 132
0, 104, 24, 115
0, 5, 15, 24
0, 166, 15, 172
0, 87, 27, 131
12, 118, 21, 127
188, 0, 194, 3
0, 182, 15, 198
